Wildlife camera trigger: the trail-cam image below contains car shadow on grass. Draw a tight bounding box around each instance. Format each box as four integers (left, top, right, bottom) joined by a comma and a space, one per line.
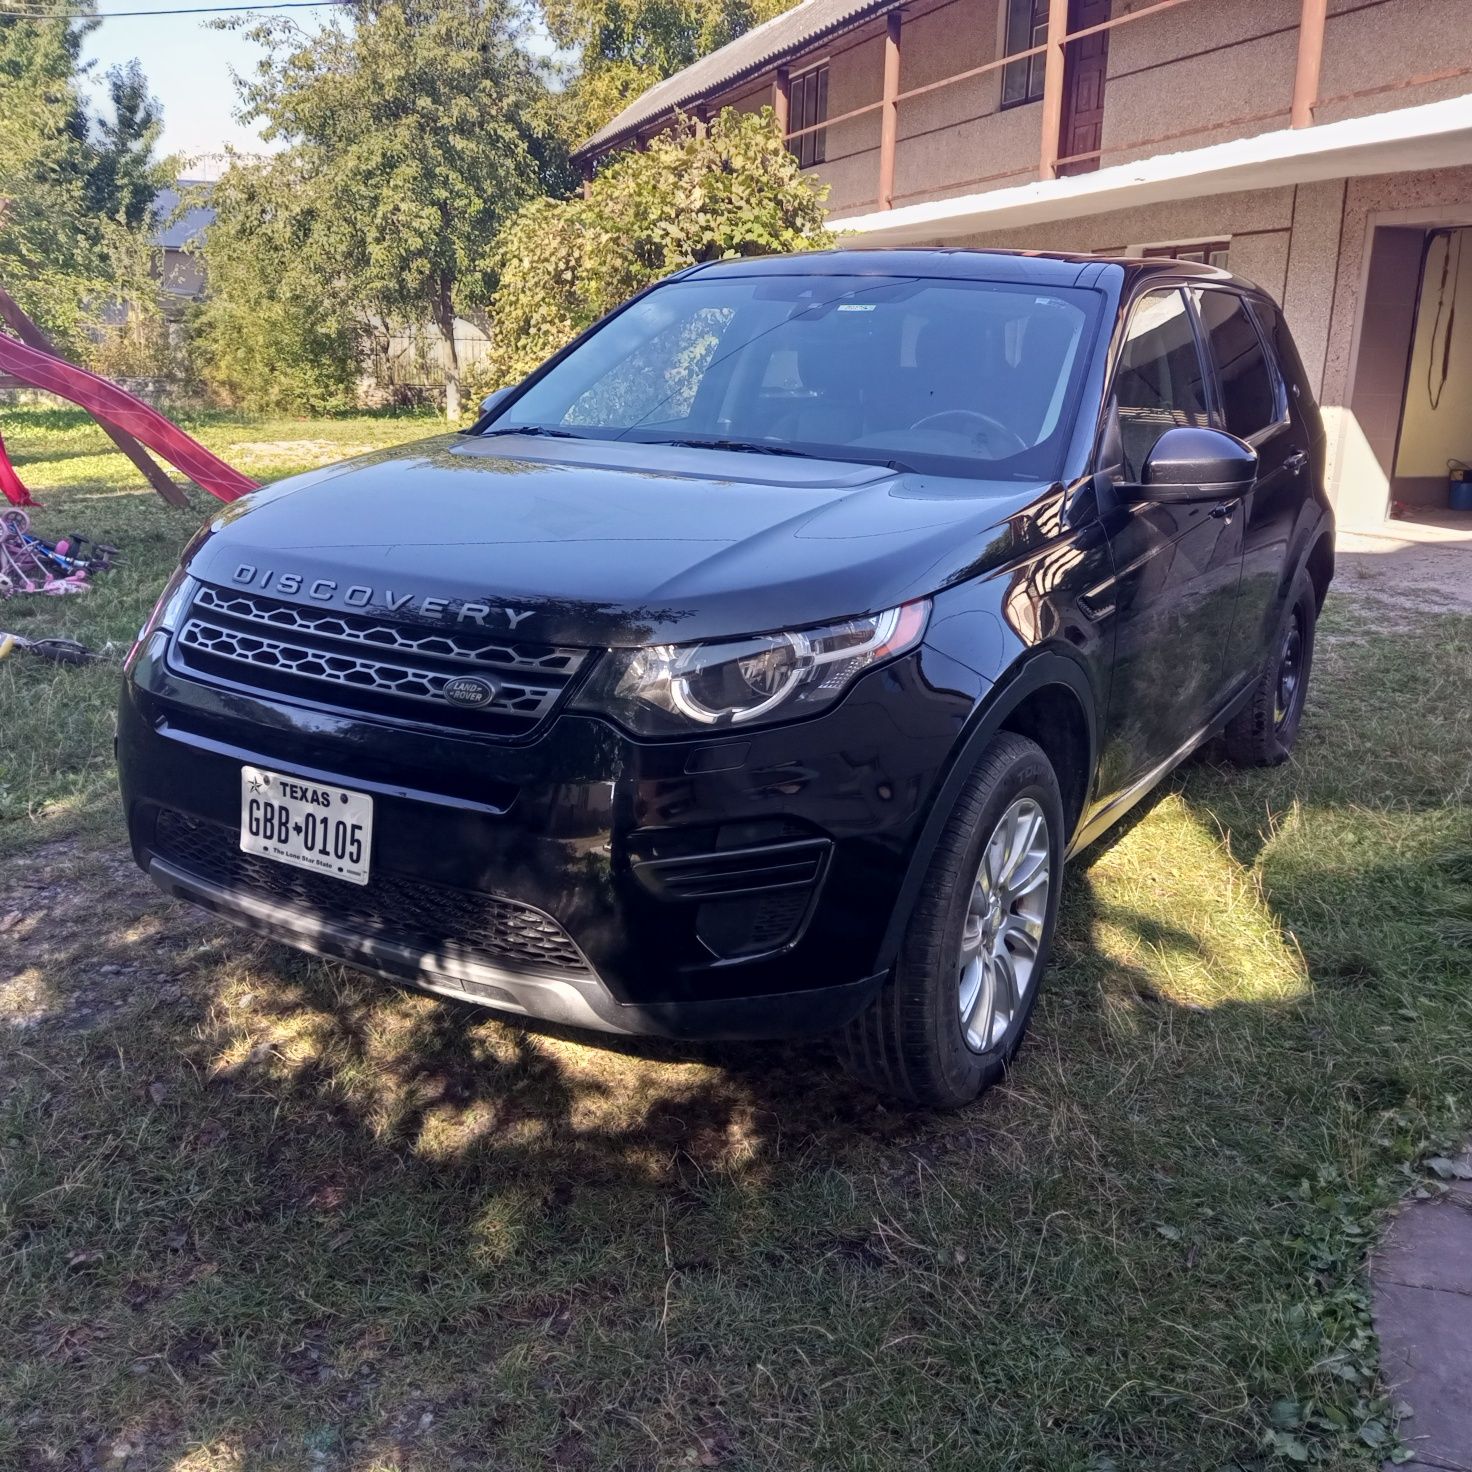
4, 615, 1472, 1468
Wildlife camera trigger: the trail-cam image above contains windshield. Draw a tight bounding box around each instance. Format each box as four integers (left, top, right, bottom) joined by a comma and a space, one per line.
484, 273, 1100, 479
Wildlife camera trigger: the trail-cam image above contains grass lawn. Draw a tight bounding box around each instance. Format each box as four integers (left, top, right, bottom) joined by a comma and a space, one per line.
2, 405, 1470, 1471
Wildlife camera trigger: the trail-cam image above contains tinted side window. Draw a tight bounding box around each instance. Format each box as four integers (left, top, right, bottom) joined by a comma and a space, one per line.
1194, 289, 1280, 439
1113, 289, 1210, 479
1253, 297, 1322, 427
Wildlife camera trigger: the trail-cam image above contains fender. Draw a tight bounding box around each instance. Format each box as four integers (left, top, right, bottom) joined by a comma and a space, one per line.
1278, 505, 1335, 608
874, 648, 1099, 974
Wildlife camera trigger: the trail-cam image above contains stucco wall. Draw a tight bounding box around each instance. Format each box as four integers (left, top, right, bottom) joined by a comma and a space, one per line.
950, 183, 1296, 264
622, 0, 1472, 219
814, 31, 885, 215
724, 81, 773, 117
810, 0, 1042, 219
887, 0, 1038, 208
1101, 0, 1301, 165
1318, 0, 1472, 124
1314, 165, 1472, 525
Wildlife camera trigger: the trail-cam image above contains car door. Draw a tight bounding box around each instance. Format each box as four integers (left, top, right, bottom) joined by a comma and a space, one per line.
1191, 288, 1312, 690
1093, 286, 1247, 799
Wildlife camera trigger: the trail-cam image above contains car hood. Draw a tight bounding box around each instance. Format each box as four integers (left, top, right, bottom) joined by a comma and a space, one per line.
185, 432, 1053, 647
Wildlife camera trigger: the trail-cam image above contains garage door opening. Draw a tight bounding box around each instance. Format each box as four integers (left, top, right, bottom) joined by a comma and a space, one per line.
1392, 227, 1472, 529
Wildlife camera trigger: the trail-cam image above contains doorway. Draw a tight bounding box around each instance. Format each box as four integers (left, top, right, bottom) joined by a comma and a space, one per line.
1392, 227, 1472, 521
1058, 0, 1109, 176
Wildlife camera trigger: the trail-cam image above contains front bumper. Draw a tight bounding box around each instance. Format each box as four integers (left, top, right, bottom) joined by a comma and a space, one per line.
118, 629, 980, 1040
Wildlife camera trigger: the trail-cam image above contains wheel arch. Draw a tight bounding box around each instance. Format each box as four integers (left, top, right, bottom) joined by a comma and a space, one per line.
1303, 528, 1335, 610
874, 651, 1098, 974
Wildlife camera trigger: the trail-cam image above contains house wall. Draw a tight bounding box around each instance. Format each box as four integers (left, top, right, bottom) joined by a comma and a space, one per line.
945, 162, 1472, 526
822, 31, 886, 215
159, 247, 206, 299
889, 0, 1038, 207
1318, 0, 1472, 124
677, 0, 1472, 221
1100, 0, 1301, 166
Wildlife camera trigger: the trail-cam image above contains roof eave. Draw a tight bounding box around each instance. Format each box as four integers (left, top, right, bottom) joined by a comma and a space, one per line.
572, 0, 900, 161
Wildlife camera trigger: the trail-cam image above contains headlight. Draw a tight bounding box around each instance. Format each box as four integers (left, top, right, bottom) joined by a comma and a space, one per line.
573, 600, 929, 735
125, 568, 196, 670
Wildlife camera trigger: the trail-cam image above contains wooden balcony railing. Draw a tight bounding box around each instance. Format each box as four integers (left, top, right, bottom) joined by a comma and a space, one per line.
774, 0, 1465, 216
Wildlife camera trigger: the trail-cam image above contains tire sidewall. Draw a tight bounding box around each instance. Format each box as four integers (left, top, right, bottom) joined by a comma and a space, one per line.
905, 742, 1065, 1105
1273, 575, 1317, 755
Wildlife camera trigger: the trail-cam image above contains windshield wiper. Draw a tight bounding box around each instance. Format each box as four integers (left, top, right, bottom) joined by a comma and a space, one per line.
479, 424, 588, 440
656, 436, 817, 458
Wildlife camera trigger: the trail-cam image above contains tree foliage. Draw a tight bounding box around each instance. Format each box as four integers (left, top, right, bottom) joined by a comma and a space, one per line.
187, 156, 362, 413
198, 0, 568, 418
87, 60, 166, 231
544, 0, 798, 142
0, 11, 169, 353
480, 108, 833, 392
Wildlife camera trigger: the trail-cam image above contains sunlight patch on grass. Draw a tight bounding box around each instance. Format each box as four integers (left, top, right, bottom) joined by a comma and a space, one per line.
1084, 792, 1310, 1011
0, 965, 59, 1027
167, 1445, 246, 1472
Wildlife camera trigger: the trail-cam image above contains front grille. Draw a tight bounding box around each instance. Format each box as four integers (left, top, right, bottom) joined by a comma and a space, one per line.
153, 809, 590, 977
171, 584, 587, 735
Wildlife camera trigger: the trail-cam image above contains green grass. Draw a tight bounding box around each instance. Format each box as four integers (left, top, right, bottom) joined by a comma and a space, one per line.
2, 404, 1470, 1470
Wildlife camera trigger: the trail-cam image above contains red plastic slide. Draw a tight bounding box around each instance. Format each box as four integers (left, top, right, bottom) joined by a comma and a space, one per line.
0, 428, 37, 507
0, 333, 258, 506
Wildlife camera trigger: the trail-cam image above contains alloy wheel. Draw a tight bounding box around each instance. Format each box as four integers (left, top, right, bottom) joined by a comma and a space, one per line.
957, 796, 1051, 1052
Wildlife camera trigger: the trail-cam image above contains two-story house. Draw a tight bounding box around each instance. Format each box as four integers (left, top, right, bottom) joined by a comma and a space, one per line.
573, 0, 1472, 529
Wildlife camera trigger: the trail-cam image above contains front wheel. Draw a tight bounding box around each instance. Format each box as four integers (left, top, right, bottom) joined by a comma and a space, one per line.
840, 733, 1064, 1108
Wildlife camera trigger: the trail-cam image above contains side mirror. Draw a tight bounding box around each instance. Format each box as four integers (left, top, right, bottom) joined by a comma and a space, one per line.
479, 385, 514, 416
1141, 426, 1257, 500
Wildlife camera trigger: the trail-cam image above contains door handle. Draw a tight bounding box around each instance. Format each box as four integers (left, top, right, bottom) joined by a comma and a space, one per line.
1285, 450, 1308, 475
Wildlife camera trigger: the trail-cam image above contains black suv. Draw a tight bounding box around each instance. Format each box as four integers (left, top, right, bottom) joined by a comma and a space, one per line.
119, 250, 1333, 1107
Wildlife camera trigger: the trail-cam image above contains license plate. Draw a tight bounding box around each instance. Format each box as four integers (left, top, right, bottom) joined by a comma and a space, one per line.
240, 765, 372, 885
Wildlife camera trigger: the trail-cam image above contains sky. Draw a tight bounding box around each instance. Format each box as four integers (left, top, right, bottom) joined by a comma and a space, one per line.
80, 4, 286, 169
80, 1, 564, 173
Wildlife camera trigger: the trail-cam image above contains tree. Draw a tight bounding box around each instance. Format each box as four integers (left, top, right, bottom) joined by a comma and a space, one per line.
210, 0, 570, 420
187, 156, 362, 413
544, 0, 799, 142
1, 9, 170, 353
0, 8, 104, 349
481, 108, 833, 390
87, 60, 166, 232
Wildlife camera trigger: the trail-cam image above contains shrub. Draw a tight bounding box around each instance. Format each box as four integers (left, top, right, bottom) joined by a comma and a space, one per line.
476, 109, 833, 397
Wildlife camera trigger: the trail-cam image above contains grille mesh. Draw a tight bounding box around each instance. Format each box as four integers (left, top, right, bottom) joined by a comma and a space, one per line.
154, 809, 590, 976
173, 583, 586, 733
192, 586, 581, 672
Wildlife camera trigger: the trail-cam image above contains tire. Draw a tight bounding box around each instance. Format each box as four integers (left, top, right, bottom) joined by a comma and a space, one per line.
840, 732, 1065, 1109
1224, 567, 1317, 767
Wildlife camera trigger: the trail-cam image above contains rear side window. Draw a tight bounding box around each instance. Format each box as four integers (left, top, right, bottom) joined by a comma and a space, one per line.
1193, 289, 1280, 439
1112, 288, 1210, 479
1253, 296, 1321, 426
